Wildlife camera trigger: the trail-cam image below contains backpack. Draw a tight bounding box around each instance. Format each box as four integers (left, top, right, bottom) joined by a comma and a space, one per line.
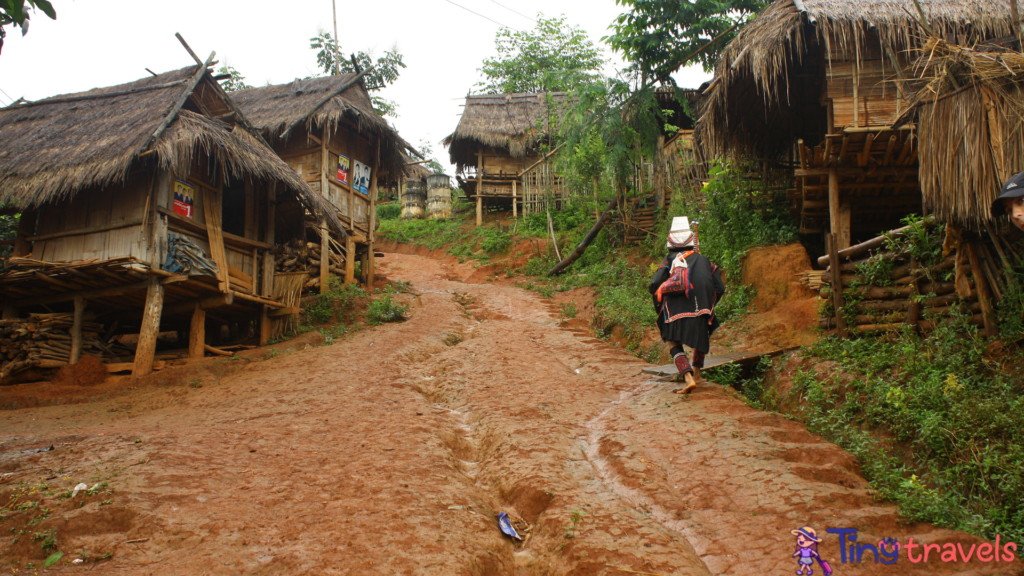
655, 251, 695, 302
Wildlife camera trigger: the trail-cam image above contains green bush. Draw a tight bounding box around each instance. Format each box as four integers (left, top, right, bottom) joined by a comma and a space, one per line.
376, 202, 401, 221
782, 314, 1024, 543
367, 294, 408, 325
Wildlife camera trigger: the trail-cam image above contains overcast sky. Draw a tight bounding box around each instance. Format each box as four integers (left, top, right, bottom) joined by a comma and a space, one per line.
0, 0, 712, 173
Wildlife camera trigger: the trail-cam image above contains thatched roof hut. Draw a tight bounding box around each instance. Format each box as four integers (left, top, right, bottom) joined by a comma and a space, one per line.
0, 65, 341, 232
233, 74, 409, 179
443, 92, 569, 171
698, 0, 1014, 158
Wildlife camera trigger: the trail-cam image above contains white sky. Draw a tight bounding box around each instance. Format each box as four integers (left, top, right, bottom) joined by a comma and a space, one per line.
0, 0, 712, 172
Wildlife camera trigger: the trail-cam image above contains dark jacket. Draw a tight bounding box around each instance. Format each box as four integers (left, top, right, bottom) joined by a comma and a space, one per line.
649, 250, 726, 325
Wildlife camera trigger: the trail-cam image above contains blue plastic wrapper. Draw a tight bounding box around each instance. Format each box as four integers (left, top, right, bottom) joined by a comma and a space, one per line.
498, 511, 522, 541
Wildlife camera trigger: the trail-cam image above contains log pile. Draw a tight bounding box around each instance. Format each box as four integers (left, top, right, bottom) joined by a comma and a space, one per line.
274, 240, 345, 291
818, 221, 1003, 336
0, 313, 119, 381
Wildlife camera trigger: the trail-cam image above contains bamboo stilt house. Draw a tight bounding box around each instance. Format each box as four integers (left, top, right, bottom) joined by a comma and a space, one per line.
232, 75, 410, 289
697, 0, 1014, 250
443, 92, 568, 224
0, 61, 343, 381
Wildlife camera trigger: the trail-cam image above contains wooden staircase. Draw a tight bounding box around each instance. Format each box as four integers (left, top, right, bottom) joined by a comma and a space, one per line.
623, 200, 658, 244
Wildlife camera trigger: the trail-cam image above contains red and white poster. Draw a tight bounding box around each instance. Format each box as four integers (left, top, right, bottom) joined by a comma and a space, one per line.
337, 154, 350, 186
173, 180, 195, 218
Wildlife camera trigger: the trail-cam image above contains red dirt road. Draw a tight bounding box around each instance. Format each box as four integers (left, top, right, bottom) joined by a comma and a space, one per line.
1, 252, 1019, 575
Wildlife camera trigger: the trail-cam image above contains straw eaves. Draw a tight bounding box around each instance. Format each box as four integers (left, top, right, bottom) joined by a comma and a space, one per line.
0, 66, 345, 234
232, 75, 410, 178
443, 92, 570, 170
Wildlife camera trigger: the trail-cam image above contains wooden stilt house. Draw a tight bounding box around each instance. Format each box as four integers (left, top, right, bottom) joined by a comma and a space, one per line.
232, 75, 409, 288
443, 92, 568, 224
0, 61, 344, 381
697, 0, 1014, 250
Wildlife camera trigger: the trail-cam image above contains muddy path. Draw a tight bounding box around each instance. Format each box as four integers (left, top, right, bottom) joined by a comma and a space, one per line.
0, 252, 1019, 575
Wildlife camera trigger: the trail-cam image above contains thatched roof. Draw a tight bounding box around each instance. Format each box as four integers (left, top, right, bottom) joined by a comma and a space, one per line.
0, 65, 344, 233
910, 37, 1024, 230
232, 75, 409, 178
698, 0, 1015, 157
443, 92, 569, 169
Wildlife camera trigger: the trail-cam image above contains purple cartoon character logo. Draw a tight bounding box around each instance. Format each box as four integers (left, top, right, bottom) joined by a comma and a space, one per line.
792, 526, 833, 575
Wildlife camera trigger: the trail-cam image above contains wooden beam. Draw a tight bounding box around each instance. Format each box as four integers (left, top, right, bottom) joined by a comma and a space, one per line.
319, 220, 330, 292
189, 303, 206, 358
367, 143, 379, 291
476, 148, 484, 226
163, 292, 234, 316
859, 132, 876, 167
267, 306, 300, 317
827, 234, 849, 338
27, 217, 144, 242
204, 344, 233, 357
13, 280, 151, 308
69, 295, 85, 365
344, 235, 356, 285
828, 166, 841, 245
146, 52, 215, 150
158, 207, 272, 250
512, 179, 518, 218
132, 277, 165, 377
201, 184, 231, 293
262, 183, 276, 297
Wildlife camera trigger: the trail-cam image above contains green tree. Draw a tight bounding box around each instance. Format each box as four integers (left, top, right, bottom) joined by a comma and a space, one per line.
476, 15, 605, 94
0, 0, 55, 55
310, 30, 406, 117
606, 0, 766, 80
216, 64, 251, 92
416, 140, 447, 175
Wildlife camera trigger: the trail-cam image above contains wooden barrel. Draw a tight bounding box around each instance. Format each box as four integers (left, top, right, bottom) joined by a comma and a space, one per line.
401, 180, 426, 220
426, 174, 452, 220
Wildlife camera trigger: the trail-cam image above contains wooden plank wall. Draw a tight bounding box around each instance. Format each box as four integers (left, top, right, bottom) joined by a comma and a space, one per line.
34, 171, 151, 262
481, 147, 533, 177
825, 34, 909, 129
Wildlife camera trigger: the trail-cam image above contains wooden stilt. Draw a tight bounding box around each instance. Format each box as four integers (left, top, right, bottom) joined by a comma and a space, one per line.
828, 166, 841, 248
259, 305, 271, 347
512, 180, 518, 218
261, 183, 276, 297
966, 241, 998, 338
360, 249, 369, 286
319, 220, 330, 293
476, 147, 484, 226
344, 235, 356, 284
827, 234, 849, 338
132, 276, 165, 377
368, 144, 379, 290
69, 295, 85, 364
189, 303, 206, 358
839, 199, 852, 251
476, 195, 482, 227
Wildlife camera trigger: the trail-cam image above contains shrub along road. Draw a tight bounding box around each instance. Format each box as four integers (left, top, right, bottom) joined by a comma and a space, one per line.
0, 252, 1018, 575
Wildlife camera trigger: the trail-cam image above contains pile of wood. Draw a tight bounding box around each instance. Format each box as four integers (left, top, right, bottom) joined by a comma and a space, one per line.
274, 240, 344, 276
818, 220, 1005, 336
796, 270, 825, 289
0, 313, 118, 381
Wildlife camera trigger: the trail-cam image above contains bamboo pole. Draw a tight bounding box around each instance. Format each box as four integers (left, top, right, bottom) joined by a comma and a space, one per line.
547, 197, 618, 276
69, 295, 85, 364
827, 234, 849, 338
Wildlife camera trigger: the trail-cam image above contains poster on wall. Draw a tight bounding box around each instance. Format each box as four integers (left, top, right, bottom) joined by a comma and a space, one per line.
337, 154, 350, 186
353, 160, 371, 195
173, 180, 195, 218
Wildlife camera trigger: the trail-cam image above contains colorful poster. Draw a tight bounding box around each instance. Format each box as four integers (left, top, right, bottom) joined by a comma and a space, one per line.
353, 160, 371, 195
173, 180, 195, 218
337, 154, 350, 186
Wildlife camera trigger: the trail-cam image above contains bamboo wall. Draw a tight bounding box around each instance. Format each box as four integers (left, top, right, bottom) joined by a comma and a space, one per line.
824, 32, 912, 130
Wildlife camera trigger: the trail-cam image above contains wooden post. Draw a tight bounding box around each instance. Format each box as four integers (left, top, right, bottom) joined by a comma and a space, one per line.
13, 210, 36, 257
262, 183, 276, 297
512, 180, 517, 218
367, 144, 379, 290
259, 305, 271, 347
828, 166, 850, 250
69, 295, 85, 364
319, 220, 330, 293
476, 147, 484, 227
653, 135, 666, 209
202, 184, 231, 293
344, 235, 356, 284
905, 258, 922, 331
133, 276, 165, 377
827, 234, 849, 338
360, 249, 369, 286
838, 199, 852, 251
966, 242, 998, 338
189, 302, 206, 359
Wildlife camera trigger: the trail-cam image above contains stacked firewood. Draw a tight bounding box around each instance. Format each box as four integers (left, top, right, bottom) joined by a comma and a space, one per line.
274, 240, 345, 275
0, 313, 117, 381
816, 220, 1002, 335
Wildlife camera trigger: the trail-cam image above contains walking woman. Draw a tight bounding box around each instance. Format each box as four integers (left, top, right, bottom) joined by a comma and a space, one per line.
648, 217, 726, 393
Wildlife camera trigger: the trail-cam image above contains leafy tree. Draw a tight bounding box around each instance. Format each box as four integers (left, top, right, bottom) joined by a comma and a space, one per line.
476, 15, 605, 94
606, 0, 766, 81
0, 208, 19, 259
216, 64, 251, 92
310, 30, 406, 117
0, 0, 55, 55
416, 140, 447, 175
